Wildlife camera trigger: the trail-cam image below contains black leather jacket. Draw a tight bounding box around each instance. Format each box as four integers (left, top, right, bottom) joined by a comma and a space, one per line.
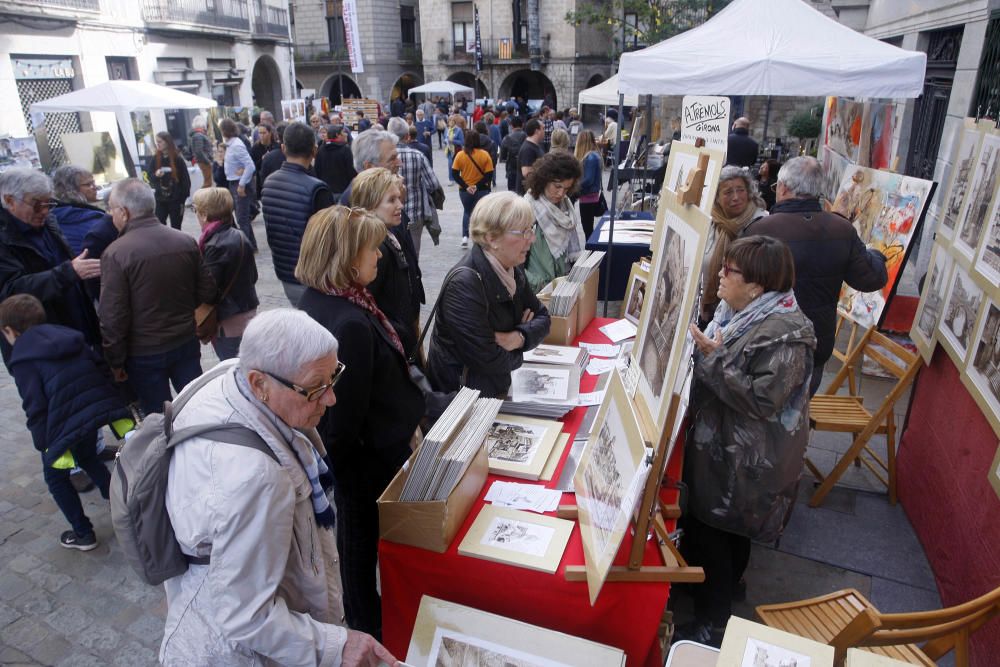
201, 224, 259, 322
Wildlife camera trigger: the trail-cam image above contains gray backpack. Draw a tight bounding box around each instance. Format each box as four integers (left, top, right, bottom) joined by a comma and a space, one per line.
109, 373, 278, 586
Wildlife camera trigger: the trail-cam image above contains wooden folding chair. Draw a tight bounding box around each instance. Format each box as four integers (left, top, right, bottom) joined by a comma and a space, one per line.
806, 326, 923, 507
755, 585, 1000, 667
831, 309, 864, 396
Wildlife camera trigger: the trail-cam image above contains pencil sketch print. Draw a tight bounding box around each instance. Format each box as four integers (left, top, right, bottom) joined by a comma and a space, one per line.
428, 628, 574, 667
512, 367, 570, 401
740, 637, 811, 667
940, 269, 984, 359
975, 182, 1000, 286
969, 300, 1000, 423
486, 421, 547, 464
639, 225, 688, 397
956, 134, 1000, 259
915, 247, 953, 343
943, 128, 981, 236
481, 517, 554, 558
582, 420, 628, 557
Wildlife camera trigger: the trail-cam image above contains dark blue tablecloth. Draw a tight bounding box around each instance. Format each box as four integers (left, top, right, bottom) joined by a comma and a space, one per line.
585, 211, 654, 301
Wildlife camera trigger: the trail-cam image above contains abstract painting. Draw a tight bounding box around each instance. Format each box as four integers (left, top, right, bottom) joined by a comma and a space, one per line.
864, 101, 895, 170
820, 146, 850, 203
823, 97, 864, 163
955, 133, 1000, 261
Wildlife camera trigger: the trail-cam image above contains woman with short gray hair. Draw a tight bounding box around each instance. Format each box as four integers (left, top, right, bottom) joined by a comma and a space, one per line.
160, 307, 399, 667
51, 166, 111, 256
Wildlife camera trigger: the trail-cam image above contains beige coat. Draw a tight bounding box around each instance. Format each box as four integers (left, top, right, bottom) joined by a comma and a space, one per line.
160, 360, 347, 666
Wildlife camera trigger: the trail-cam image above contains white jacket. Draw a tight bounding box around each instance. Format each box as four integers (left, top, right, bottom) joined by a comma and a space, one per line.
159, 360, 347, 666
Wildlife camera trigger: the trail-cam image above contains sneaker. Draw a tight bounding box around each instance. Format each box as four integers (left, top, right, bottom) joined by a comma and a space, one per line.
70, 471, 95, 493
60, 530, 98, 551
461, 237, 469, 248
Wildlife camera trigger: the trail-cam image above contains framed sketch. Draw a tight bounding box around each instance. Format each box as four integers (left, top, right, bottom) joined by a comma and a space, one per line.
0, 136, 42, 173
938, 266, 985, 365
718, 617, 835, 667
910, 241, 955, 363
60, 132, 127, 185
458, 505, 573, 573
405, 595, 626, 667
989, 444, 1000, 502
662, 140, 724, 216
940, 123, 984, 241
631, 195, 711, 434
622, 262, 649, 325
574, 370, 650, 605
961, 297, 1000, 438
485, 414, 562, 480
954, 133, 1000, 262
972, 175, 1000, 294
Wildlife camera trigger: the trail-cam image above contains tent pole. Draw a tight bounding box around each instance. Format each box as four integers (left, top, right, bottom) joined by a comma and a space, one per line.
118, 124, 137, 178
640, 94, 652, 211
602, 92, 625, 317
762, 95, 772, 144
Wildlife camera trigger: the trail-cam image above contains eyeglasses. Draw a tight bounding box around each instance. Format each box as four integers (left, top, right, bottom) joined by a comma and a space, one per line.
548, 181, 574, 193
507, 225, 537, 238
266, 361, 347, 401
78, 180, 97, 189
24, 198, 58, 213
721, 264, 743, 277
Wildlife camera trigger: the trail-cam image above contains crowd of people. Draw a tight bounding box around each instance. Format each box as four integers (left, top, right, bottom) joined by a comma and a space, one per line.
0, 88, 887, 662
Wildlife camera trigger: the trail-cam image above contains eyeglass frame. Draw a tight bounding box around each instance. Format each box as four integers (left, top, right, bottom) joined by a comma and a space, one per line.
721, 264, 744, 278
265, 361, 347, 402
21, 197, 59, 213
506, 223, 537, 238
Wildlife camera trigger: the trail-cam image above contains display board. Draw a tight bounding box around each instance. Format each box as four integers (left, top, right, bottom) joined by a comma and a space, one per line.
340, 98, 380, 131
822, 96, 896, 170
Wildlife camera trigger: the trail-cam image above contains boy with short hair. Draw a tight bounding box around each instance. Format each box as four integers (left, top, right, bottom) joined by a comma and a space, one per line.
0, 294, 131, 550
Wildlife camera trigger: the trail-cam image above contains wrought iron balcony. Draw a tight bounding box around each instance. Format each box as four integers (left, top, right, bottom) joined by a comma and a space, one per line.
294, 44, 349, 63
398, 43, 422, 64
253, 1, 289, 39
142, 0, 250, 33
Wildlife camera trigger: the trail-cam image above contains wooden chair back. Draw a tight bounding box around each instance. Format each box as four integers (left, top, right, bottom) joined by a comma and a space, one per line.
822, 326, 920, 398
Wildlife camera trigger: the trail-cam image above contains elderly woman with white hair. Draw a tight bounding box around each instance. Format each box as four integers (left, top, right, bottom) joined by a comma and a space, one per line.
0, 168, 102, 364
51, 165, 113, 256
188, 115, 214, 190
427, 191, 551, 398
161, 308, 399, 667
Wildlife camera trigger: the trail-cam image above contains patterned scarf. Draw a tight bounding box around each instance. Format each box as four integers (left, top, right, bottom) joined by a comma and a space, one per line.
706, 290, 800, 344
324, 283, 406, 357
703, 202, 762, 313
526, 192, 585, 262
234, 370, 336, 529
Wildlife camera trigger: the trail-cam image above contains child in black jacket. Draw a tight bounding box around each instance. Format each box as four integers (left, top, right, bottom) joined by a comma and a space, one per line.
0, 294, 130, 551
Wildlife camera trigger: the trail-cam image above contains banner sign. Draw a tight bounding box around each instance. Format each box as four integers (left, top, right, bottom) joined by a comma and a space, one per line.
681, 95, 730, 152
474, 7, 483, 72
343, 0, 364, 74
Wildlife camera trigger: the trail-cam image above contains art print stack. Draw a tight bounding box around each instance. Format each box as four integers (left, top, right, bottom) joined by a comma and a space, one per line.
545, 251, 606, 317
502, 362, 582, 419
911, 118, 1000, 440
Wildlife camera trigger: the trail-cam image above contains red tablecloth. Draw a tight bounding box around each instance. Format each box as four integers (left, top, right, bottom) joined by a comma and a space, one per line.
379, 318, 678, 667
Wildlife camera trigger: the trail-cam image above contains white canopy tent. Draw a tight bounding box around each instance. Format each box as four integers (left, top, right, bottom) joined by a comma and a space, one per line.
408, 81, 475, 100
30, 80, 218, 175
618, 0, 926, 98
577, 75, 639, 108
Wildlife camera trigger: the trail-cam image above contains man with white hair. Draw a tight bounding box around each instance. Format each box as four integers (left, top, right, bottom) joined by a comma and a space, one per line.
0, 168, 101, 366
743, 156, 887, 394
386, 117, 441, 255
99, 178, 217, 414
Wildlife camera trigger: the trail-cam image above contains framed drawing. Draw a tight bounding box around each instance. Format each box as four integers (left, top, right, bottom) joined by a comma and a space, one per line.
631, 195, 711, 435
962, 297, 1000, 438
954, 133, 1000, 262
911, 241, 955, 363
662, 140, 724, 216
458, 505, 572, 574
622, 262, 648, 325
938, 266, 985, 365
0, 136, 42, 173
990, 444, 1000, 501
972, 174, 1000, 294
718, 617, 835, 667
940, 122, 983, 241
405, 595, 626, 667
574, 370, 650, 605
485, 414, 562, 480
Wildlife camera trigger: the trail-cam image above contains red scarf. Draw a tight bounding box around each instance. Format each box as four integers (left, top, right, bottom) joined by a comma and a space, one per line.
325, 283, 406, 357
198, 220, 226, 253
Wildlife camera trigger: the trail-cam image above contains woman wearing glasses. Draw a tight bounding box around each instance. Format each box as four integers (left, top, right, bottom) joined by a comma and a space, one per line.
427, 191, 551, 399
295, 205, 424, 642
699, 166, 769, 326
160, 308, 399, 667
676, 236, 815, 646
522, 151, 584, 293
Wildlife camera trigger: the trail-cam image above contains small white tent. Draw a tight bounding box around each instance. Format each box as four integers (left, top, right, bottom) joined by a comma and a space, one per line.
408, 81, 475, 99
578, 75, 639, 108
618, 0, 926, 98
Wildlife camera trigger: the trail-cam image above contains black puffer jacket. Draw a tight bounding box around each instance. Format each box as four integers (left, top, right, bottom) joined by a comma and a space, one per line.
260, 162, 330, 283
427, 244, 551, 398
743, 198, 888, 367
201, 224, 259, 321
368, 235, 422, 355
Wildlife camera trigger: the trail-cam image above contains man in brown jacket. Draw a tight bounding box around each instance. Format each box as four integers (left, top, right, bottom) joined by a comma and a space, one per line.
100, 178, 217, 414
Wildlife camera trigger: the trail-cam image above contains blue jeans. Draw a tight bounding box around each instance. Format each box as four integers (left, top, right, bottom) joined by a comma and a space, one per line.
228, 181, 258, 250
43, 436, 110, 537
126, 338, 202, 415
459, 188, 489, 238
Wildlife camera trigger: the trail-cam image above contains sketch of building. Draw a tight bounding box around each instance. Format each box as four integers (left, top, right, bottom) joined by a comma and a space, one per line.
639, 228, 688, 397
740, 638, 811, 667
582, 421, 625, 555
958, 138, 1000, 254
487, 423, 536, 463
944, 132, 979, 231
972, 302, 1000, 404
942, 271, 983, 354
916, 255, 950, 340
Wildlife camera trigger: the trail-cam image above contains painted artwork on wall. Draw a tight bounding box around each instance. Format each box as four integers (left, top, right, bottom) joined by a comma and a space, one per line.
0, 136, 42, 173
820, 146, 851, 203
955, 134, 1000, 261
940, 125, 984, 240
864, 101, 895, 170
823, 97, 864, 163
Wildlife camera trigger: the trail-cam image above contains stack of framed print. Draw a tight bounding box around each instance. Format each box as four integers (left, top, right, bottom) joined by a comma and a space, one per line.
505, 363, 582, 419
522, 343, 589, 374
405, 595, 626, 666
458, 505, 573, 573
717, 617, 834, 667
485, 414, 562, 480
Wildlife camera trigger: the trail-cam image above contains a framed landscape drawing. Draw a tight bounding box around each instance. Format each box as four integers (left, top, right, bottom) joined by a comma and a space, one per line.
911, 241, 955, 363
574, 370, 650, 605
485, 414, 562, 480
938, 266, 985, 365
717, 617, 834, 667
973, 177, 1000, 293
962, 297, 1000, 438
954, 133, 1000, 262
940, 123, 984, 241
405, 595, 626, 667
662, 140, 724, 216
458, 505, 572, 574
632, 195, 710, 434
622, 262, 648, 325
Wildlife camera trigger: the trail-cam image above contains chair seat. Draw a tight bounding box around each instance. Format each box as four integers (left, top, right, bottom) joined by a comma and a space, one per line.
756, 589, 935, 666
809, 395, 887, 433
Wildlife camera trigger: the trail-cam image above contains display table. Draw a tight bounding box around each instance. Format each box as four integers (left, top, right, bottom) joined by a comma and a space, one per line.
379, 318, 679, 667
585, 212, 654, 301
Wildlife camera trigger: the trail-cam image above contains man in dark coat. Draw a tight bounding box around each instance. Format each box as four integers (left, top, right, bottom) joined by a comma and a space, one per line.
743, 156, 888, 394
258, 122, 288, 187
500, 116, 527, 193
726, 117, 759, 168
313, 124, 357, 199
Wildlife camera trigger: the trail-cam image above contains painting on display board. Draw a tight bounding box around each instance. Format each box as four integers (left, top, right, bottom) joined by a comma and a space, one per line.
864, 101, 895, 170
910, 241, 955, 364
831, 165, 936, 326
938, 266, 985, 365
0, 136, 42, 173
973, 179, 1000, 290
662, 141, 724, 217
820, 146, 851, 203
954, 133, 1000, 262
823, 96, 864, 163
963, 298, 1000, 439
405, 596, 626, 667
940, 123, 984, 241
631, 194, 711, 434
60, 132, 128, 185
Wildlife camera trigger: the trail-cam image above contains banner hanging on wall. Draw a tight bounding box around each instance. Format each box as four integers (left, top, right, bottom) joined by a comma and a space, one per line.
342, 0, 365, 74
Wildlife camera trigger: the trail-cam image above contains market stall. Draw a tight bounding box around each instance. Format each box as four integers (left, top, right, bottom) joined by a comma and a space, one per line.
407, 80, 474, 102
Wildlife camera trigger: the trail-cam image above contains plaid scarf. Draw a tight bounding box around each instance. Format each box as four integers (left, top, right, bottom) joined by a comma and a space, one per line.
324, 283, 405, 358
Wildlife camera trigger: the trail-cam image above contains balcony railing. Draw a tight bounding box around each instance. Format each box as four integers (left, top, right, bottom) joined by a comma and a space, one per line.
294, 44, 349, 63
142, 0, 250, 32
253, 1, 289, 39
439, 38, 543, 63
37, 0, 100, 9
398, 43, 422, 63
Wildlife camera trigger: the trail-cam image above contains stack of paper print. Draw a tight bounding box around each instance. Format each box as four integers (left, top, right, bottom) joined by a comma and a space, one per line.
485, 414, 562, 480
400, 388, 503, 501
503, 363, 581, 419
406, 595, 626, 666
523, 344, 590, 375
548, 279, 581, 317
458, 505, 573, 573
567, 250, 606, 282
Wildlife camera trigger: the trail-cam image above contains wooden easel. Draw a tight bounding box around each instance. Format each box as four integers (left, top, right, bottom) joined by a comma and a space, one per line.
677, 152, 709, 207
559, 393, 704, 586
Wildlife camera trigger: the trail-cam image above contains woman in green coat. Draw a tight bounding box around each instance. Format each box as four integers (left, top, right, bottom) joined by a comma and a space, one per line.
522, 151, 585, 293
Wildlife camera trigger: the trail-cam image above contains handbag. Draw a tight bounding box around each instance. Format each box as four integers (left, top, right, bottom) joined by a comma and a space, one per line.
195, 230, 246, 342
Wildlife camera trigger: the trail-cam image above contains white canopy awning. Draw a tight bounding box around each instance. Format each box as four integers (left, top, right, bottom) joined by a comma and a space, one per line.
618, 0, 927, 98
407, 81, 475, 97
578, 75, 639, 108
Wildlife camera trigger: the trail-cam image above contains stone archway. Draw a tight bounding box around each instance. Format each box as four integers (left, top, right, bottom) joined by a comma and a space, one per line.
391, 72, 423, 104
251, 55, 283, 116
498, 70, 556, 110
447, 72, 489, 99
581, 73, 606, 126
320, 74, 362, 105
